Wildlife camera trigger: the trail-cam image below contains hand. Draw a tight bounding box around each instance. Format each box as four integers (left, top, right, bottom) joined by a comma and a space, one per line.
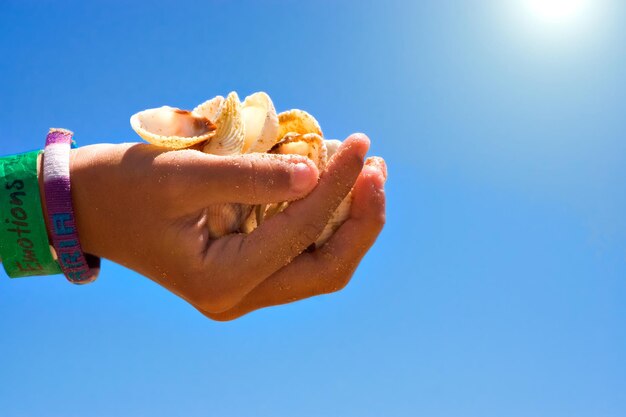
65, 134, 386, 320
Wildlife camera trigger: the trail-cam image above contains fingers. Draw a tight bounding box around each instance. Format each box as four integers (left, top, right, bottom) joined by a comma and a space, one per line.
237, 134, 369, 275
202, 157, 387, 321
190, 134, 370, 313
154, 149, 319, 211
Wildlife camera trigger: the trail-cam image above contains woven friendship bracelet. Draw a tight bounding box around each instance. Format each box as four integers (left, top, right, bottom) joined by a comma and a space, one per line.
43, 129, 100, 284
0, 150, 63, 277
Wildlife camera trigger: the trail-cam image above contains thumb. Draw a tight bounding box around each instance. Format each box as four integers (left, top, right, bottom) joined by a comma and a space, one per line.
158, 151, 319, 211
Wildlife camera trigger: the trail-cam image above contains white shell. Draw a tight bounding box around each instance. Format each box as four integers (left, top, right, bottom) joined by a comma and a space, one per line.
271, 133, 328, 172
259, 133, 329, 224
130, 92, 355, 245
241, 92, 279, 153
198, 92, 249, 237
323, 139, 342, 160
316, 193, 352, 247
130, 106, 216, 149
202, 92, 245, 156
193, 95, 224, 121
315, 138, 352, 247
277, 109, 323, 140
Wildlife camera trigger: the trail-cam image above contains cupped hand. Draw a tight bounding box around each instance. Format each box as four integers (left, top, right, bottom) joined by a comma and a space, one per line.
66, 134, 386, 320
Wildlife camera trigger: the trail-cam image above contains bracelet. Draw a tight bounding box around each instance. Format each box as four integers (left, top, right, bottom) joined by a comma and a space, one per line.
43, 128, 100, 284
0, 150, 63, 277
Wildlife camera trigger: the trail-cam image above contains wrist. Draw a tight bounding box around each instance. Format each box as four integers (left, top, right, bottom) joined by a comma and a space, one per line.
41, 129, 101, 283
66, 145, 102, 258
39, 149, 97, 256
65, 143, 133, 260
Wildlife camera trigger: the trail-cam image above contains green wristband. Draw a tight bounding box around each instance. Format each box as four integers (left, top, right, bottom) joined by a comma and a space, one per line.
0, 151, 62, 277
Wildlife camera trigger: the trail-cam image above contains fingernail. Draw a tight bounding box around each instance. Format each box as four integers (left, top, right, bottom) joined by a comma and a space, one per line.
356, 139, 370, 159
290, 162, 315, 193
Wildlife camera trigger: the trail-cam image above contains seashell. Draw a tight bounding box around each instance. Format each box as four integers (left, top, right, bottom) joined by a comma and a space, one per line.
241, 92, 279, 153
130, 106, 216, 149
193, 95, 224, 121
259, 201, 288, 222
277, 109, 323, 140
240, 204, 266, 234
131, 92, 355, 246
258, 133, 329, 226
202, 91, 245, 156
323, 139, 342, 161
270, 132, 328, 172
315, 138, 352, 247
198, 92, 249, 238
205, 204, 253, 239
316, 192, 352, 247
264, 136, 352, 246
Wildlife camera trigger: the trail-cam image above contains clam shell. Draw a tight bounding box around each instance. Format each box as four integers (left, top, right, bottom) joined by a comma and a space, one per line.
193, 95, 224, 121
240, 204, 266, 234
131, 93, 352, 244
315, 138, 352, 247
277, 109, 323, 140
241, 92, 279, 153
316, 193, 352, 247
130, 106, 216, 149
202, 92, 245, 156
206, 204, 253, 239
258, 133, 329, 224
270, 132, 328, 172
198, 92, 249, 238
323, 139, 342, 160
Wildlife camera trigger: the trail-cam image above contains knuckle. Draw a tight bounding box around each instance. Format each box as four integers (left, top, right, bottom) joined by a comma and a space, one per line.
244, 157, 262, 201
299, 221, 323, 247
373, 210, 386, 230
278, 209, 321, 248
154, 154, 196, 200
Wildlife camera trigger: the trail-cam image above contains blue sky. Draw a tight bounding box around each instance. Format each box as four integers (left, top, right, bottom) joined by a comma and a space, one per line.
1, 1, 625, 416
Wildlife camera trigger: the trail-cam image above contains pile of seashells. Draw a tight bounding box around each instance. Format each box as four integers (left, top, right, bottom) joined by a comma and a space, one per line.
130, 92, 351, 247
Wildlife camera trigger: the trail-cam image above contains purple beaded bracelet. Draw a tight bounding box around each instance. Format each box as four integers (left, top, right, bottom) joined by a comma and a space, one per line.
43, 128, 100, 284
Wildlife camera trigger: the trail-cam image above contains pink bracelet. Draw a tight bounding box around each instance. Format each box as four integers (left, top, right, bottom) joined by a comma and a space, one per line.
43, 128, 100, 284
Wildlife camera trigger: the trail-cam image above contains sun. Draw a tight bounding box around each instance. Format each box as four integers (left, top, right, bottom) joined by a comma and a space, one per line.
505, 0, 607, 51
524, 0, 590, 24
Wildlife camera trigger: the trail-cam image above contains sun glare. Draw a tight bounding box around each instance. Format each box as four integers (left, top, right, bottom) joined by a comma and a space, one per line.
524, 0, 590, 24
